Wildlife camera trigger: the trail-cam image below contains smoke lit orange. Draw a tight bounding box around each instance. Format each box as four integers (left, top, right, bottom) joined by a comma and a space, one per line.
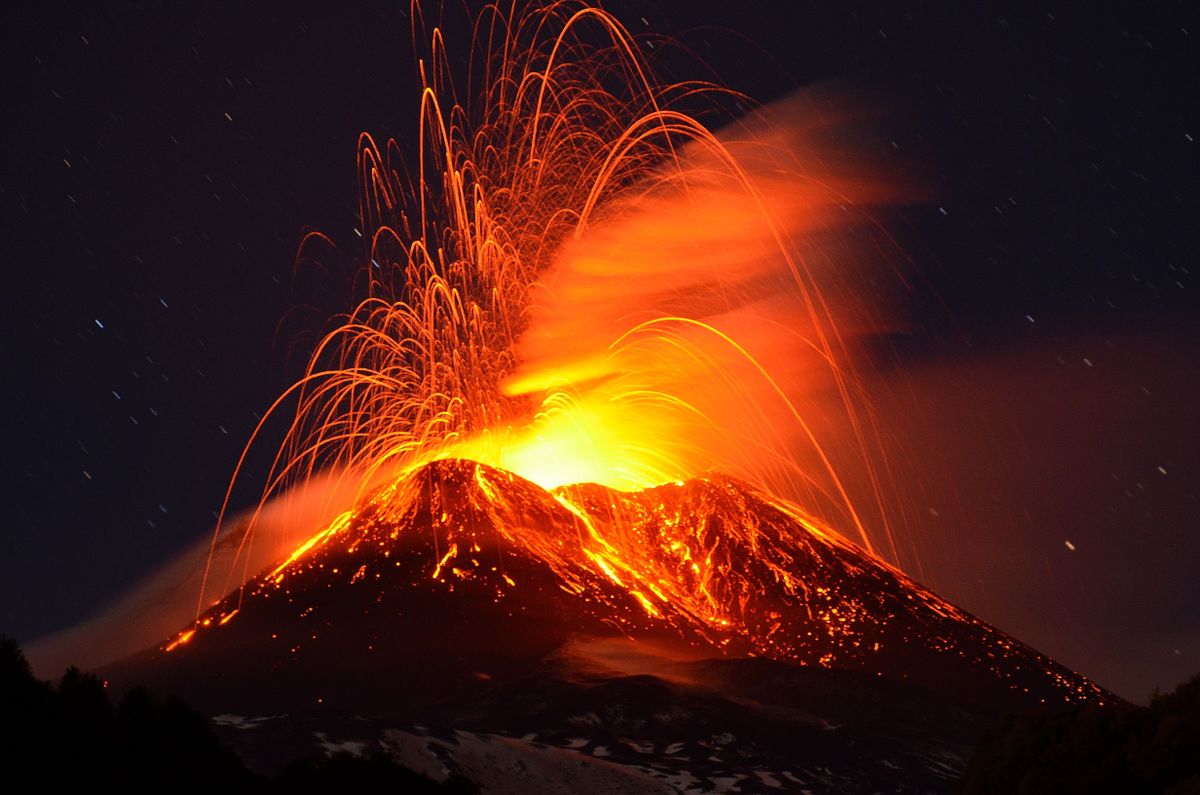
198, 1, 926, 661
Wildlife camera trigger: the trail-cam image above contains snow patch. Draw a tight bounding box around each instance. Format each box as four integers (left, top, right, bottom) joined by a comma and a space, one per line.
210, 714, 281, 730
314, 731, 367, 757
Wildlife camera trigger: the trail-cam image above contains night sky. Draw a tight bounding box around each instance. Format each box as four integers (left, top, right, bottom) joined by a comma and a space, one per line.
2, 2, 1196, 701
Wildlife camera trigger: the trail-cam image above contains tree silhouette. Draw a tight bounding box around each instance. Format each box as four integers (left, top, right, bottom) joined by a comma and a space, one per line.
957, 674, 1200, 794
0, 636, 475, 788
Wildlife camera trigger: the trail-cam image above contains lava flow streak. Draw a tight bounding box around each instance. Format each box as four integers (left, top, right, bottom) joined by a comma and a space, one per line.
199, 1, 928, 665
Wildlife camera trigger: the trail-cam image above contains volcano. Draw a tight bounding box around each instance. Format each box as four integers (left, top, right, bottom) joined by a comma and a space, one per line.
96, 460, 1114, 790
104, 460, 1108, 711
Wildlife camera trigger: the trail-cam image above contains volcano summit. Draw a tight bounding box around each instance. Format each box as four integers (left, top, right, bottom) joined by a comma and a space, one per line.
108, 459, 1109, 716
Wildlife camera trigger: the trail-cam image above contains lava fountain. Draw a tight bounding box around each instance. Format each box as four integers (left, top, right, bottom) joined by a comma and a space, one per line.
163, 1, 1108, 708
206, 0, 919, 599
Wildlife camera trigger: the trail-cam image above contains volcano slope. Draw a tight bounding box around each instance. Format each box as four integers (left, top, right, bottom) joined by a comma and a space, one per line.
106, 459, 1107, 713
100, 460, 1113, 790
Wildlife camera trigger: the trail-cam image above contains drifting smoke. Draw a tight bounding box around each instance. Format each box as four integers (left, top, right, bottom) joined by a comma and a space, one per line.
214, 2, 930, 590
25, 470, 364, 675
461, 90, 927, 558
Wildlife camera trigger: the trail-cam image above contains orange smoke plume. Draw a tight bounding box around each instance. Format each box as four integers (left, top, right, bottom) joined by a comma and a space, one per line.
200, 1, 927, 613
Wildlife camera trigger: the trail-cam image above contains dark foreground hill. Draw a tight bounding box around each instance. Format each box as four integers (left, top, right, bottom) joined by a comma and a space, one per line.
8, 636, 1196, 793
207, 654, 994, 793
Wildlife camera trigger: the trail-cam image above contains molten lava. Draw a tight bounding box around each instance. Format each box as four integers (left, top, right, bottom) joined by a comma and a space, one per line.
168, 1, 1110, 712
160, 460, 1106, 713
205, 0, 920, 593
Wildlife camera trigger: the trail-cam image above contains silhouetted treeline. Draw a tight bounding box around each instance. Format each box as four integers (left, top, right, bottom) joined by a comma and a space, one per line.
0, 637, 473, 790
0, 636, 250, 787
957, 675, 1200, 794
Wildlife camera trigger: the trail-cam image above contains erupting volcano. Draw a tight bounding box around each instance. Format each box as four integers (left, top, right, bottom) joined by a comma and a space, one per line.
89, 1, 1115, 788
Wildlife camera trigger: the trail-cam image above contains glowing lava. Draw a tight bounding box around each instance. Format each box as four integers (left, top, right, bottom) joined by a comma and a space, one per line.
165, 460, 1108, 711
175, 1, 1109, 710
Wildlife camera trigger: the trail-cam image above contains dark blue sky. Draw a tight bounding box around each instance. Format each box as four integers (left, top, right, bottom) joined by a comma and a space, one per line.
2, 1, 1195, 700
